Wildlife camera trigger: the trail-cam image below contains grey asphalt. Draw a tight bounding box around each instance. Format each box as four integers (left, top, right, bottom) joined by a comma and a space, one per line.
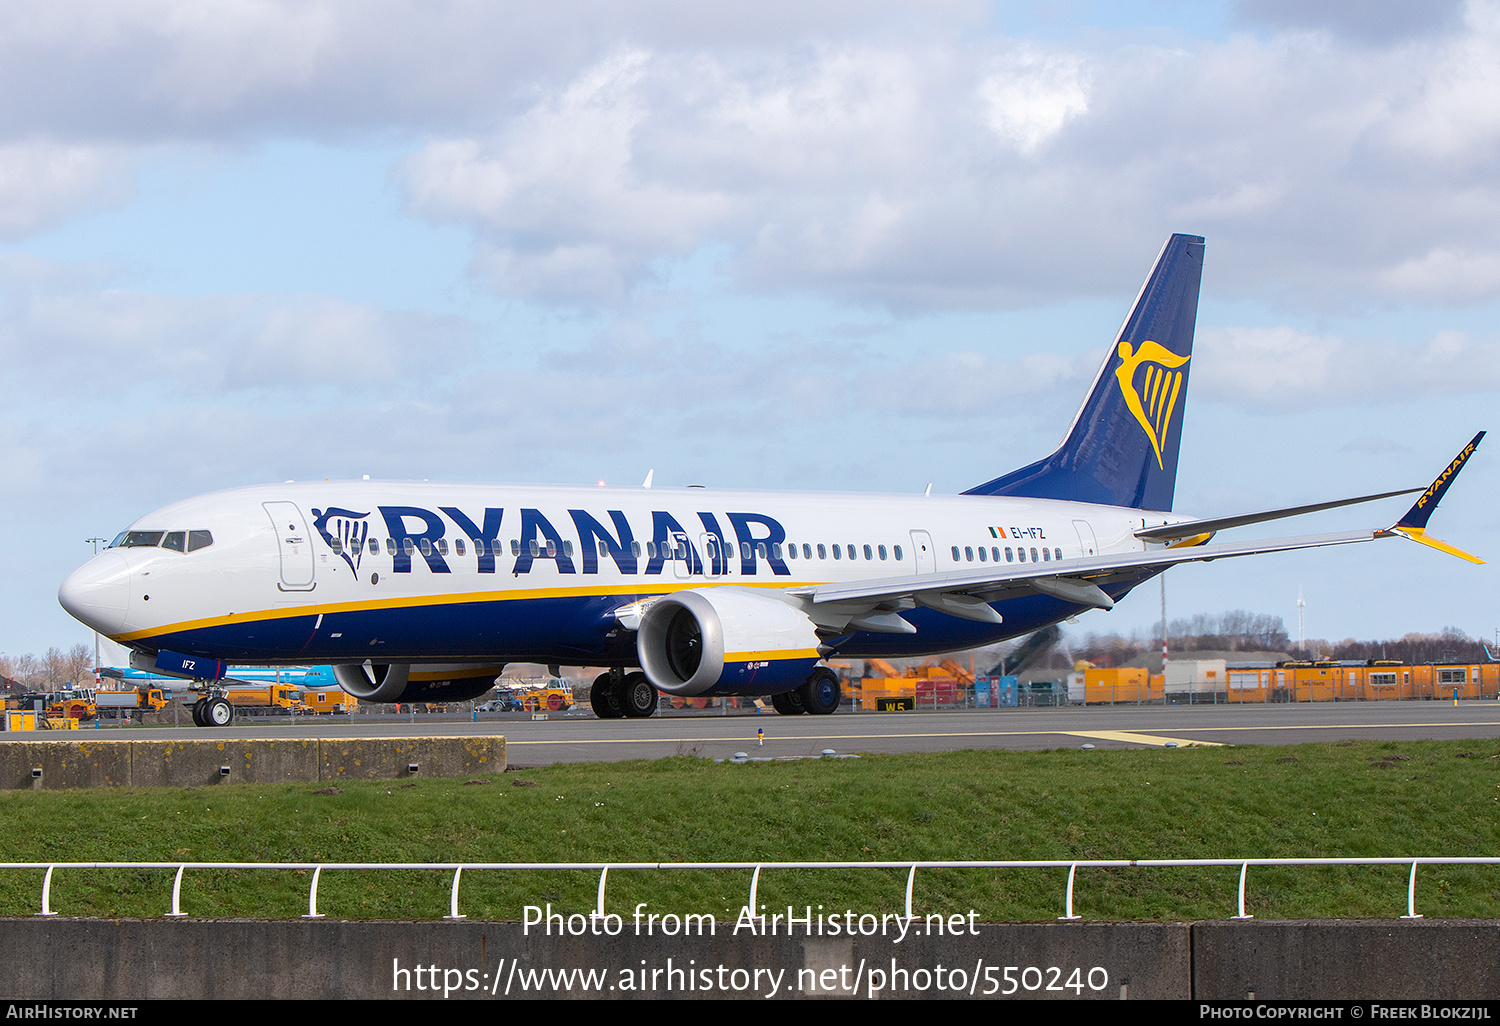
12, 700, 1498, 765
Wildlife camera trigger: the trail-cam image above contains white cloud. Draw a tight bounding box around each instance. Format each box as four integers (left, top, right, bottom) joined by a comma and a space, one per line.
0, 261, 471, 397
978, 48, 1090, 155
1, 3, 1499, 310
1193, 325, 1500, 407
0, 142, 133, 238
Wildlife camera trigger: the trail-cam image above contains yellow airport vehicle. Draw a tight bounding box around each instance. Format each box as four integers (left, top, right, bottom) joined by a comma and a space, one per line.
519, 687, 574, 713
223, 682, 306, 714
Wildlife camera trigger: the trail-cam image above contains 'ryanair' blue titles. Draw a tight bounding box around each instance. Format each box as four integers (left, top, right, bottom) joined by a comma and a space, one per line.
58, 235, 1485, 720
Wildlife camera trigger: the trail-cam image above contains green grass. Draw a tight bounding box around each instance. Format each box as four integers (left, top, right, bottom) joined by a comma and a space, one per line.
1, 738, 1496, 921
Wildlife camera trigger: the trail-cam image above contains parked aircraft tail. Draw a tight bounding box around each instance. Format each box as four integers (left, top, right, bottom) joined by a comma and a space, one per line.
965, 232, 1206, 511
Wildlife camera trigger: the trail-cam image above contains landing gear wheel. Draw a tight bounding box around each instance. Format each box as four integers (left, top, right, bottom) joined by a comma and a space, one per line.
798, 667, 842, 715
771, 689, 806, 715
204, 697, 234, 726
191, 699, 207, 727
620, 671, 659, 718
590, 673, 624, 719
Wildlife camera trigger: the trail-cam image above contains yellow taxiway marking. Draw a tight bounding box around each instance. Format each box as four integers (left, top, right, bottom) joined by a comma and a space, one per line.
1064, 729, 1223, 748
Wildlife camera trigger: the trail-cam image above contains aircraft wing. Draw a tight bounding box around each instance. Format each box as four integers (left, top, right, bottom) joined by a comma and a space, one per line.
788, 430, 1484, 631
786, 529, 1377, 621
1134, 487, 1421, 543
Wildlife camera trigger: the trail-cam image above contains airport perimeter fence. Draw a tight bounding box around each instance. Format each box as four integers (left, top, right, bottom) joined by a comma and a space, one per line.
6, 856, 1498, 922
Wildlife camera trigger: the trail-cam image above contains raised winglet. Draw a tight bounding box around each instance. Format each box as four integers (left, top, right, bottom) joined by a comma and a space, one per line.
1384, 431, 1485, 564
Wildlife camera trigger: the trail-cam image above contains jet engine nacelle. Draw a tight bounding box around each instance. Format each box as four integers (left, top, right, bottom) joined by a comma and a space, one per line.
636, 587, 821, 696
332, 663, 502, 704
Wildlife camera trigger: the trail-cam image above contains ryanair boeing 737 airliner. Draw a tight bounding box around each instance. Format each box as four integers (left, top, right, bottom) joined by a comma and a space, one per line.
57, 235, 1485, 725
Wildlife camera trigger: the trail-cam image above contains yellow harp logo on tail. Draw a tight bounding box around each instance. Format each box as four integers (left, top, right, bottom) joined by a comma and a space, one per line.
1114, 340, 1190, 469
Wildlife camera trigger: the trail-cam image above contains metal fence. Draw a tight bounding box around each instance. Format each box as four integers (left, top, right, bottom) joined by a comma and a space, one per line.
7, 857, 1497, 921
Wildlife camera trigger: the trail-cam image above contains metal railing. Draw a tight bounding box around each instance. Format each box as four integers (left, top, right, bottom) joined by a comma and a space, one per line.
6, 857, 1498, 921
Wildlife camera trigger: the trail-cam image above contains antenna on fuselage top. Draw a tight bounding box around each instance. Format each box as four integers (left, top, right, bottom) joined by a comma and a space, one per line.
642, 469, 654, 489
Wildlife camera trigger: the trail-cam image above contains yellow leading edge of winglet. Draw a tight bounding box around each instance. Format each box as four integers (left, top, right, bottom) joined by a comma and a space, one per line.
1388, 526, 1485, 565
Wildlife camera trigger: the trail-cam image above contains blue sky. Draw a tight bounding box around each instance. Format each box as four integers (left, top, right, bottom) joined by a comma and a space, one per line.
1, 0, 1495, 662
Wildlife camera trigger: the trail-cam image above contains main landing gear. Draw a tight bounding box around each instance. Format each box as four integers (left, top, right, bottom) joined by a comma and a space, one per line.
590, 666, 841, 718
772, 667, 842, 716
191, 694, 234, 727
590, 669, 660, 719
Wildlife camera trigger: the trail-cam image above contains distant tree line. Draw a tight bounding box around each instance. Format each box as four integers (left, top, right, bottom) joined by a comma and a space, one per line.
0, 644, 94, 693
1059, 612, 1490, 668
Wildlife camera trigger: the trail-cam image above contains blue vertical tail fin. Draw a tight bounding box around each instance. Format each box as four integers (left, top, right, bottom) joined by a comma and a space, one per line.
964, 233, 1205, 511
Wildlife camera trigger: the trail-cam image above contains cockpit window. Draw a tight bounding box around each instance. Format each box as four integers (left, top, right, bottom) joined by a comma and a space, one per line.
118, 531, 164, 548
161, 531, 187, 552
188, 531, 214, 552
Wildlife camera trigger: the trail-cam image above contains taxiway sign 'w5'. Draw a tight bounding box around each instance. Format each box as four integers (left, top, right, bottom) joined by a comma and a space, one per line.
58, 235, 1486, 720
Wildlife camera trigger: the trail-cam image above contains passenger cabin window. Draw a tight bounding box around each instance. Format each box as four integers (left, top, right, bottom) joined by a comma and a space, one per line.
1017, 548, 1026, 562
368, 538, 380, 555
1041, 547, 1049, 561
893, 545, 903, 561
787, 543, 797, 559
802, 543, 812, 559
161, 531, 186, 552
1031, 547, 1039, 562
1006, 547, 1013, 561
1055, 548, 1062, 560
436, 539, 448, 556
817, 544, 826, 559
511, 540, 521, 556
863, 544, 873, 560
455, 539, 466, 556
978, 546, 986, 561
951, 546, 960, 561
832, 545, 842, 560
188, 530, 213, 552
878, 545, 887, 560
965, 546, 974, 561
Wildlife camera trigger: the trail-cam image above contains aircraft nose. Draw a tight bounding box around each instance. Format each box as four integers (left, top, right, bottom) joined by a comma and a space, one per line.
58, 551, 131, 636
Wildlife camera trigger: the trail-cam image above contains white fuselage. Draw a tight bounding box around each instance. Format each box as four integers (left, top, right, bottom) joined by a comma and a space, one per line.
59, 480, 1185, 669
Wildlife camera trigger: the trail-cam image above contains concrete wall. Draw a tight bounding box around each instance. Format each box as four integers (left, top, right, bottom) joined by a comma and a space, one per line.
0, 919, 1494, 999
0, 919, 1187, 1000
1192, 920, 1500, 999
0, 737, 505, 789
